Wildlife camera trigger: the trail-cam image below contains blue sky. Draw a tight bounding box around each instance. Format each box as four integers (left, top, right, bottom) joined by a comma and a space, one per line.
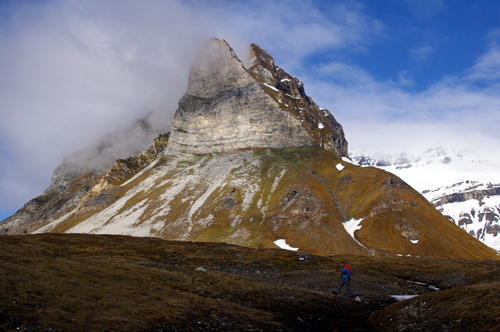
1, 0, 500, 220
352, 1, 500, 87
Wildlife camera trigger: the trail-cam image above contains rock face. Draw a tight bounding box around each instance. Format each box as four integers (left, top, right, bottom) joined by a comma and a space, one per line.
432, 184, 500, 249
0, 172, 100, 235
432, 186, 500, 206
247, 44, 348, 158
166, 38, 347, 157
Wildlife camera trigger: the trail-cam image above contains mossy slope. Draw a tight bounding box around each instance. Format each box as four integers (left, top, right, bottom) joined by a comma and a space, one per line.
46, 147, 498, 260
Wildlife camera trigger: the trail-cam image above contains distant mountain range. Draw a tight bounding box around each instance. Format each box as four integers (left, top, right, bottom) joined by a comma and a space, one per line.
351, 147, 500, 251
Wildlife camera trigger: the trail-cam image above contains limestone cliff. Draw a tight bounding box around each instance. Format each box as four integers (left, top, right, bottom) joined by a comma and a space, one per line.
166, 38, 347, 156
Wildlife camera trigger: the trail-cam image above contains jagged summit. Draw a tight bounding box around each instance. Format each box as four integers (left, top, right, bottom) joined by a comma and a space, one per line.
248, 43, 348, 158
166, 38, 348, 157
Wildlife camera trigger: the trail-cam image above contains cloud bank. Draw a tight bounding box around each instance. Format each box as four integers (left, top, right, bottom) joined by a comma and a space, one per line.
1, 0, 500, 216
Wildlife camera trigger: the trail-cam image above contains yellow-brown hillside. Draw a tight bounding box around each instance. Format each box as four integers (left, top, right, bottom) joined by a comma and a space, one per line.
45, 146, 498, 260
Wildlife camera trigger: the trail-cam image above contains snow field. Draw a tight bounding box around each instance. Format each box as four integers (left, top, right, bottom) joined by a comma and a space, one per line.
439, 196, 500, 251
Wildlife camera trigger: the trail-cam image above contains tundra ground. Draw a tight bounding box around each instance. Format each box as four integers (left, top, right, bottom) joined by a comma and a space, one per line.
1, 234, 499, 331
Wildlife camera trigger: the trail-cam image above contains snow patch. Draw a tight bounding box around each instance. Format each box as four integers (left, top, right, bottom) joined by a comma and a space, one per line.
318, 123, 324, 129
231, 215, 242, 227
69, 198, 152, 236
274, 239, 299, 251
341, 157, 354, 164
121, 160, 158, 187
408, 280, 440, 290
411, 239, 419, 244
33, 210, 75, 233
271, 169, 287, 193
342, 218, 367, 248
262, 83, 279, 91
285, 93, 301, 100
281, 78, 290, 82
336, 163, 345, 171
390, 295, 418, 301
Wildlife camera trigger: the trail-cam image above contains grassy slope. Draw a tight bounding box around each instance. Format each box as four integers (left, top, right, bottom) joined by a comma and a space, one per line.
48, 147, 498, 260
1, 234, 500, 332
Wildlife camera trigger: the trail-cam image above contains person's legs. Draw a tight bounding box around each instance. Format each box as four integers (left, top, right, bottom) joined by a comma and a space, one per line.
345, 278, 354, 297
335, 279, 345, 294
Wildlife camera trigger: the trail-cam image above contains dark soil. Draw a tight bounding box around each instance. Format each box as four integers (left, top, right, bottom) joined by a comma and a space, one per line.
0, 234, 499, 331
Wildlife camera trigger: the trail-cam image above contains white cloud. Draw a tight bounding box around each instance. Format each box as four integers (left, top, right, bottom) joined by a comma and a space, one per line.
0, 0, 210, 212
463, 46, 500, 82
1, 0, 499, 217
0, 0, 383, 214
304, 45, 500, 154
397, 71, 415, 86
198, 0, 384, 69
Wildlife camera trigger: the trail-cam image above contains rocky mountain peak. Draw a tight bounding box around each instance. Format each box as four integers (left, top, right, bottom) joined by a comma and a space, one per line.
186, 38, 250, 99
3, 38, 497, 261
165, 39, 348, 157
165, 39, 316, 155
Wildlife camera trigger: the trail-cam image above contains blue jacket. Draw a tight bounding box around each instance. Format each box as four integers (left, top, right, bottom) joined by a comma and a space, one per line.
341, 266, 351, 279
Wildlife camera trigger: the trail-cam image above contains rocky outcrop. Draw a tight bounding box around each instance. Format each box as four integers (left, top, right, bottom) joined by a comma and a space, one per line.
432, 185, 500, 246
0, 134, 169, 235
43, 117, 160, 198
268, 186, 328, 228
166, 38, 347, 157
87, 133, 169, 195
247, 44, 348, 158
432, 186, 500, 207
0, 172, 100, 234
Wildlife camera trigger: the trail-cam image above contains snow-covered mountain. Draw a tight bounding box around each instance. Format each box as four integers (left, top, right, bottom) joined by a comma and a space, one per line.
351, 147, 500, 251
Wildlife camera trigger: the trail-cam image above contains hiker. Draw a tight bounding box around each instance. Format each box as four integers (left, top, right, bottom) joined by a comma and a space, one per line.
333, 261, 354, 298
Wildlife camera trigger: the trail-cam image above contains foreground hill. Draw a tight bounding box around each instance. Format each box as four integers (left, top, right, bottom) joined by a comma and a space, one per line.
1, 234, 499, 331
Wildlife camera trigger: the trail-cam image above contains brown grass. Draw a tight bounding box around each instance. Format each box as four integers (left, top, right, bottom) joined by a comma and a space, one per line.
1, 234, 499, 331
